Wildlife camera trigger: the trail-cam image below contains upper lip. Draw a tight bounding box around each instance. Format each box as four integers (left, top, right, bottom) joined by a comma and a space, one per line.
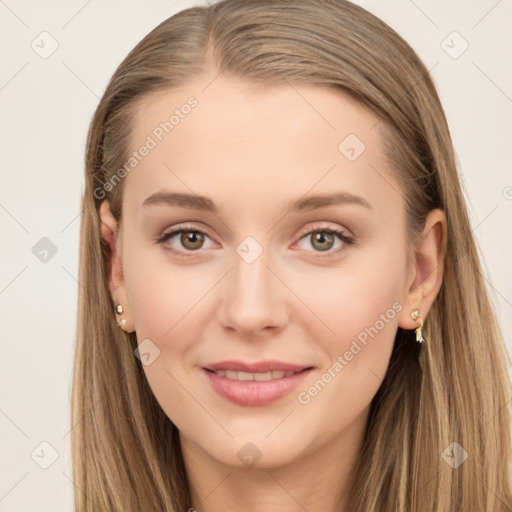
204, 360, 313, 373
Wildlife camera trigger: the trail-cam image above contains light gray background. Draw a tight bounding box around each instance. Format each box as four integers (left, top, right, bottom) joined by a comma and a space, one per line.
1, 1, 511, 510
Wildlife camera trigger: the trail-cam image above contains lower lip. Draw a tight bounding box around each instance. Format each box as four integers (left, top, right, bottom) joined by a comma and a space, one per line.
203, 368, 313, 406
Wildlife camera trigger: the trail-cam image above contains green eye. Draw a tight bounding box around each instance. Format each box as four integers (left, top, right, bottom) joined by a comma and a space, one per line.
180, 231, 205, 251
295, 227, 354, 256
310, 231, 335, 251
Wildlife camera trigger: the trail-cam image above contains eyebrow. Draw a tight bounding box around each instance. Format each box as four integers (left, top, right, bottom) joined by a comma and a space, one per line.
142, 191, 371, 213
143, 191, 217, 212
290, 192, 371, 211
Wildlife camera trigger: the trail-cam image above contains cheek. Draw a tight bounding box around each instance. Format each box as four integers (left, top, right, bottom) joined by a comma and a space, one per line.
285, 244, 406, 344
291, 248, 406, 407
122, 245, 215, 423
122, 239, 211, 341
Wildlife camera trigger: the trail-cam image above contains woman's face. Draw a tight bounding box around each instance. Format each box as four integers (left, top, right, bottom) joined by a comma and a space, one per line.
107, 75, 417, 469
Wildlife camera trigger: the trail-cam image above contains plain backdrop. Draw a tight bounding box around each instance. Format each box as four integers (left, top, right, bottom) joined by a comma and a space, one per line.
1, 1, 511, 510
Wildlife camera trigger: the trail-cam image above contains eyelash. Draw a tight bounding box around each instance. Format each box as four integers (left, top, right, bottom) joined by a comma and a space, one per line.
155, 223, 355, 259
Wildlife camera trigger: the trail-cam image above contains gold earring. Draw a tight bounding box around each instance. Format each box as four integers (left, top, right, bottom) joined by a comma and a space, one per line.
411, 309, 425, 343
115, 304, 126, 329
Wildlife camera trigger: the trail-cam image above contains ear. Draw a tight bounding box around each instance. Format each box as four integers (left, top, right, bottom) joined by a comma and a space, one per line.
398, 208, 447, 330
99, 200, 135, 333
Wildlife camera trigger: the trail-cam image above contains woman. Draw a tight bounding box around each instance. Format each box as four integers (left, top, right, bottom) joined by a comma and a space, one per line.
71, 0, 512, 510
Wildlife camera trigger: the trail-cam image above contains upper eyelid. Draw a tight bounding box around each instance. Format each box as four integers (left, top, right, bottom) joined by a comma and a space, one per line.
160, 222, 350, 238
295, 224, 351, 239
160, 224, 213, 241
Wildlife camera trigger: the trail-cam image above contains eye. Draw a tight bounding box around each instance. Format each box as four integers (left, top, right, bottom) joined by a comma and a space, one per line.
156, 224, 216, 256
156, 223, 355, 259
295, 225, 355, 256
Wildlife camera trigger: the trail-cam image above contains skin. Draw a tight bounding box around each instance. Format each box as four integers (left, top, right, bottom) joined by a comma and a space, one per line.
100, 73, 446, 512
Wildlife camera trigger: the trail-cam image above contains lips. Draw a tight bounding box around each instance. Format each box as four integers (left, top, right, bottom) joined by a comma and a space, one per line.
209, 369, 299, 381
204, 360, 311, 373
202, 360, 314, 406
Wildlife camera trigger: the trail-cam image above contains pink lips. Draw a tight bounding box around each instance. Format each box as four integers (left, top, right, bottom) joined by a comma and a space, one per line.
203, 360, 313, 406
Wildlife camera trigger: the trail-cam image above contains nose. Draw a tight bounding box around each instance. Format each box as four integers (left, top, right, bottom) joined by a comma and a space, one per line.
216, 244, 289, 338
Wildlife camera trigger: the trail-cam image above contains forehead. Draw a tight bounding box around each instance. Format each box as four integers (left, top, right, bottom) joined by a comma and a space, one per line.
122, 75, 400, 220
130, 75, 380, 151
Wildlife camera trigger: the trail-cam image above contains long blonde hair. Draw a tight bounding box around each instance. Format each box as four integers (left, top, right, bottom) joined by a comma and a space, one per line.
71, 1, 512, 510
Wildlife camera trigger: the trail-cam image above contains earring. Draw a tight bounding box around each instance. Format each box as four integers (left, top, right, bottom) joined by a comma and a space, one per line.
411, 309, 425, 343
115, 304, 126, 329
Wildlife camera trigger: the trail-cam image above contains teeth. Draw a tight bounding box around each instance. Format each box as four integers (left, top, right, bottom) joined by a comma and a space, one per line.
213, 370, 299, 381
